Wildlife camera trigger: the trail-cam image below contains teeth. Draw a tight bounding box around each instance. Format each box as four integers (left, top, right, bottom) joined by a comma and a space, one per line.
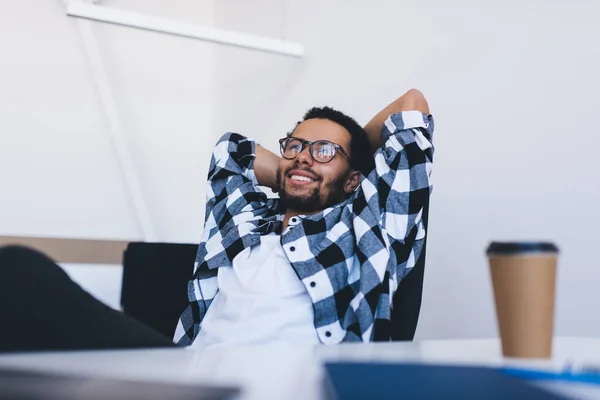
291, 175, 314, 182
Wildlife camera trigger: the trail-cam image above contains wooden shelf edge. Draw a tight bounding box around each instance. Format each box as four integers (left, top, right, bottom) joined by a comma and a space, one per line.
0, 236, 129, 265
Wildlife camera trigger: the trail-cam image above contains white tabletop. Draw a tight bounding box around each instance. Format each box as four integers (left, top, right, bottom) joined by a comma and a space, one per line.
1, 337, 600, 400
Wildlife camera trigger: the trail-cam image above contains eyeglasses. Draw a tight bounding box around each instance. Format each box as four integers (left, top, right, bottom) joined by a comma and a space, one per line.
279, 137, 351, 164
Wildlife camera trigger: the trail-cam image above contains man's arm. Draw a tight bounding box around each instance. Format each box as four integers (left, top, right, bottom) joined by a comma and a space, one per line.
363, 89, 430, 153
356, 88, 434, 285
254, 145, 280, 190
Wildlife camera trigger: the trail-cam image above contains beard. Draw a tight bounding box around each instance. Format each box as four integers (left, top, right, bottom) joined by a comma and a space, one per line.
276, 166, 349, 213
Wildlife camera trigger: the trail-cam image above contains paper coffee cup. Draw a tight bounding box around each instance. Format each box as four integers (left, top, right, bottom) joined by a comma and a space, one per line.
486, 242, 559, 358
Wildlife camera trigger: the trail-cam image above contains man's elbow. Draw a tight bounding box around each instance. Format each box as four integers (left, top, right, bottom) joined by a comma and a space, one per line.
403, 88, 430, 115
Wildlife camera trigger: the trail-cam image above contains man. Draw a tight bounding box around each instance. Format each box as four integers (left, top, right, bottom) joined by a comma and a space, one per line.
0, 89, 433, 351
175, 88, 433, 346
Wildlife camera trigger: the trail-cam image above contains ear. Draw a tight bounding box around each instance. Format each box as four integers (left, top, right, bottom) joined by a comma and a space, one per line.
344, 170, 362, 194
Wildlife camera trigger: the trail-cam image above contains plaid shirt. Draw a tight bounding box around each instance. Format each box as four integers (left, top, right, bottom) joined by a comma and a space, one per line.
174, 111, 434, 345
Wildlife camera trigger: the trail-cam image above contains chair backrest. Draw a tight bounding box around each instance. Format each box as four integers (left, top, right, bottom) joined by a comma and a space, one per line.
121, 242, 196, 339
389, 194, 430, 341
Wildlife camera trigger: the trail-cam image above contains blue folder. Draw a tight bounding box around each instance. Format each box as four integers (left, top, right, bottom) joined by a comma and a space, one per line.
324, 362, 572, 399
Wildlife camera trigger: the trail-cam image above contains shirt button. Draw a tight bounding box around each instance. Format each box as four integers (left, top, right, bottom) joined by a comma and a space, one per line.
290, 246, 296, 252
325, 331, 332, 338
310, 281, 316, 288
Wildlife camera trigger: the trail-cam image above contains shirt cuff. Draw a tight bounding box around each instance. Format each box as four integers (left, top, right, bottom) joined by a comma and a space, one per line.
381, 111, 433, 144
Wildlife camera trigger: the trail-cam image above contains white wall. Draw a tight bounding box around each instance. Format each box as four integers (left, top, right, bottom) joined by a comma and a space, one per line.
2, 0, 600, 340
95, 0, 218, 243
0, 0, 215, 242
61, 263, 123, 309
0, 0, 137, 240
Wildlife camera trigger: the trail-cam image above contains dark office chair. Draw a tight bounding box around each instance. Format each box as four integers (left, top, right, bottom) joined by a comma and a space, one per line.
390, 194, 430, 341
121, 197, 430, 341
121, 242, 196, 339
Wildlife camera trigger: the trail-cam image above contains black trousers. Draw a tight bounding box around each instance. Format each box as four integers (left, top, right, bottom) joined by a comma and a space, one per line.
0, 246, 176, 352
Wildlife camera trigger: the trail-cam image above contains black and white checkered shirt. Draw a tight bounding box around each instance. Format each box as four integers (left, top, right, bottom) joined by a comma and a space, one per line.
174, 111, 434, 345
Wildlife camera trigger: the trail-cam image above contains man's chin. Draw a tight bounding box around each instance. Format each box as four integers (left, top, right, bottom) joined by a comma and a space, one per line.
282, 181, 316, 195
279, 191, 321, 213
281, 192, 312, 204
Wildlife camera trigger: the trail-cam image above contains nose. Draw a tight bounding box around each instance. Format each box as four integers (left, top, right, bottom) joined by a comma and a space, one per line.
295, 143, 314, 166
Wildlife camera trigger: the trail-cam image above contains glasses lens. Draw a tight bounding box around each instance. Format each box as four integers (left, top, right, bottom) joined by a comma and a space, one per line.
312, 141, 337, 162
282, 138, 304, 158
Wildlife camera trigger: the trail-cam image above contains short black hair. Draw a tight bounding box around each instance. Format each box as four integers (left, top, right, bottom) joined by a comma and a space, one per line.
289, 106, 373, 175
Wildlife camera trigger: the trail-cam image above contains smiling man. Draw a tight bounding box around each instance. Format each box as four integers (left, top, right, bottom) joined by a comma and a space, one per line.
0, 89, 433, 351
175, 89, 434, 346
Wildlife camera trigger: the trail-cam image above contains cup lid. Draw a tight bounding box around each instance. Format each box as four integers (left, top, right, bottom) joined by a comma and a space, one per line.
486, 241, 559, 255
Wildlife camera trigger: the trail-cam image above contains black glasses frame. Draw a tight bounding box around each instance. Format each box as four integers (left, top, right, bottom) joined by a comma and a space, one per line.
278, 137, 351, 164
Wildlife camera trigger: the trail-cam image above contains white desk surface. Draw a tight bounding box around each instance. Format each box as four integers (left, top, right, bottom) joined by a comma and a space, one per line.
1, 337, 600, 400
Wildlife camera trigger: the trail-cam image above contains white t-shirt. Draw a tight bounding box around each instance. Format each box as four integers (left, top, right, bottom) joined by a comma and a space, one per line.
192, 233, 320, 348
